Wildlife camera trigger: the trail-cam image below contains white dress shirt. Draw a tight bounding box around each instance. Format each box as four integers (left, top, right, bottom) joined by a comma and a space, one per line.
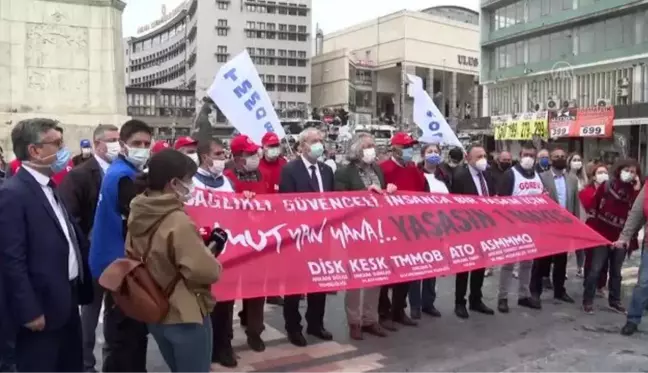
94, 154, 110, 173
469, 165, 489, 196
301, 156, 323, 192
23, 165, 79, 280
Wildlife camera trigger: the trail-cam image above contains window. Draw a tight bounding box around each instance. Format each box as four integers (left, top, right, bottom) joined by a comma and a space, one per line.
279, 24, 287, 31
528, 0, 541, 21
267, 23, 276, 31
298, 25, 307, 33
288, 50, 297, 58
549, 31, 571, 60
257, 22, 265, 30
266, 75, 275, 83
246, 21, 255, 29
289, 24, 297, 32
298, 76, 306, 84
578, 24, 595, 54
278, 75, 287, 83
278, 49, 287, 57
217, 45, 227, 54
604, 17, 622, 51
515, 41, 524, 65
247, 47, 255, 55
298, 50, 306, 58
217, 1, 229, 10
257, 48, 265, 56
218, 19, 228, 27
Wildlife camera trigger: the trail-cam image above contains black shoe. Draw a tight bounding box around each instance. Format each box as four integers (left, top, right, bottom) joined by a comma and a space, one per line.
422, 306, 441, 317
455, 304, 469, 319
307, 327, 333, 340
621, 321, 638, 336
266, 296, 284, 306
469, 302, 495, 315
555, 293, 575, 303
215, 349, 238, 368
395, 313, 418, 326
518, 297, 542, 310
288, 331, 308, 347
247, 334, 265, 352
498, 299, 509, 313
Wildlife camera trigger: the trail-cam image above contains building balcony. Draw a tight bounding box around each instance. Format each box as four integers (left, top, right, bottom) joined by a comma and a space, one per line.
480, 0, 517, 11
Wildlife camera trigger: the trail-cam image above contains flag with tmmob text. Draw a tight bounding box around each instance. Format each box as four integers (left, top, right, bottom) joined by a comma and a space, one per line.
207, 50, 286, 145
407, 73, 463, 149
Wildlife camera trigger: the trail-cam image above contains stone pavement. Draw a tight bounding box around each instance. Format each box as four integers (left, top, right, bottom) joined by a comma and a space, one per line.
95, 253, 648, 372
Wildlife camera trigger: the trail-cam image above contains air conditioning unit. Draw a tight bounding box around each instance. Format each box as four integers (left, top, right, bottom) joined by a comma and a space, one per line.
568, 99, 577, 108
596, 98, 611, 107
546, 96, 560, 111
533, 102, 544, 112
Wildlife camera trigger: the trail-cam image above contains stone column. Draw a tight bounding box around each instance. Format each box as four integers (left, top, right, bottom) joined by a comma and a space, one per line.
450, 71, 458, 118
482, 85, 489, 117
427, 68, 435, 97
472, 75, 479, 117
371, 70, 378, 118
399, 64, 416, 127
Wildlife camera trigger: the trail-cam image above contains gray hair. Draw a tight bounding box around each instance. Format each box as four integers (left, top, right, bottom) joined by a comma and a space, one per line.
93, 124, 119, 141
347, 132, 374, 162
298, 127, 322, 144
12, 118, 60, 161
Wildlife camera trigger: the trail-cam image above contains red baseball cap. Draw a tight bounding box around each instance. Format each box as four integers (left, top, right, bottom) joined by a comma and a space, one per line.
174, 136, 198, 150
230, 135, 260, 155
151, 140, 170, 154
390, 132, 418, 147
261, 132, 280, 146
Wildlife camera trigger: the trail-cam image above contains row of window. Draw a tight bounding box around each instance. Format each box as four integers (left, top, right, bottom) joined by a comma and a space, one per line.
259, 74, 307, 84
247, 47, 308, 58
490, 0, 602, 32
127, 93, 195, 108
250, 56, 308, 67
132, 21, 186, 53
129, 44, 186, 72
129, 66, 186, 88
245, 22, 308, 41
130, 63, 185, 85
244, 1, 309, 16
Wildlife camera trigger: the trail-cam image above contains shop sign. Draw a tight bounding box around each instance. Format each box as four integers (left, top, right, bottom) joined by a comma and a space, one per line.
458, 55, 479, 67
492, 111, 548, 141
548, 106, 614, 138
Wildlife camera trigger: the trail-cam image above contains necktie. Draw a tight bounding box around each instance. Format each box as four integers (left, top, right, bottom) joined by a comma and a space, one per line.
309, 165, 319, 191
48, 180, 84, 281
478, 172, 489, 197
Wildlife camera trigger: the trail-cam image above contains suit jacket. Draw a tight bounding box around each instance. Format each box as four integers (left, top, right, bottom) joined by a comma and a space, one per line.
334, 162, 386, 191
450, 164, 496, 196
540, 169, 580, 218
279, 158, 334, 193
58, 156, 103, 238
0, 168, 93, 331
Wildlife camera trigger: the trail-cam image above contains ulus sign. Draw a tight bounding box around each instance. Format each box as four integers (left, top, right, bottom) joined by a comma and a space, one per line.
458, 55, 479, 67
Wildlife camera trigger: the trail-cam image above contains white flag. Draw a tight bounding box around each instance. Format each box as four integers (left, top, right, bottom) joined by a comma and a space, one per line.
406, 74, 463, 149
207, 50, 286, 144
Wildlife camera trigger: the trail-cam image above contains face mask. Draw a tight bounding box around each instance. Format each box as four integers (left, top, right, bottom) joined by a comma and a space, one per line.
81, 148, 92, 157
105, 142, 121, 162
188, 153, 199, 166
595, 173, 609, 184
362, 148, 376, 163
448, 162, 458, 168
539, 157, 550, 168
570, 161, 582, 171
209, 159, 225, 176
474, 158, 488, 171
620, 170, 634, 183
308, 142, 324, 159
425, 153, 442, 165
174, 179, 194, 202
520, 156, 535, 170
51, 147, 72, 173
244, 155, 260, 171
401, 148, 414, 162
552, 159, 567, 170
126, 146, 150, 170
499, 161, 512, 171
265, 147, 281, 160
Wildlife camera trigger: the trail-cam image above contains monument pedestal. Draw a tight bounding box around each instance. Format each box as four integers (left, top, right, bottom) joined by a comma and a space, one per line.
0, 0, 129, 154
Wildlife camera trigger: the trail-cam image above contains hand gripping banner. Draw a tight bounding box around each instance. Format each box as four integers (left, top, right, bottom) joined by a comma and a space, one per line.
185, 190, 609, 301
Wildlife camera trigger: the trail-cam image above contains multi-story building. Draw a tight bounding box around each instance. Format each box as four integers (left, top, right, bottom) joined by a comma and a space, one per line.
311, 6, 481, 129
123, 0, 312, 137
480, 0, 648, 165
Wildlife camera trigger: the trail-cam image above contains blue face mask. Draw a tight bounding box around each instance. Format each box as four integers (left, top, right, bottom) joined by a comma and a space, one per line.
51, 147, 71, 173
539, 157, 550, 168
401, 148, 414, 162
425, 153, 442, 165
309, 142, 324, 159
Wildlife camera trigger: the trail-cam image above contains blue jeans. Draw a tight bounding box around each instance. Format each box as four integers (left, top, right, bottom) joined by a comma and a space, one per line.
627, 246, 648, 325
408, 278, 437, 311
148, 316, 212, 372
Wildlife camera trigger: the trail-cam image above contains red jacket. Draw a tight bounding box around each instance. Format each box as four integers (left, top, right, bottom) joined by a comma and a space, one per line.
223, 168, 273, 195
258, 157, 287, 193
9, 159, 73, 185
379, 158, 426, 192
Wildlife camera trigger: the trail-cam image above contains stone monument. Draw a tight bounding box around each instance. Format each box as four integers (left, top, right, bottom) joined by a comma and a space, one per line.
0, 0, 129, 155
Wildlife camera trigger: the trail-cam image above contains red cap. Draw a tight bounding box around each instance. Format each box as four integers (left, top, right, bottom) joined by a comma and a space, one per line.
174, 136, 198, 150
390, 132, 417, 146
230, 135, 260, 155
151, 140, 170, 154
261, 132, 280, 146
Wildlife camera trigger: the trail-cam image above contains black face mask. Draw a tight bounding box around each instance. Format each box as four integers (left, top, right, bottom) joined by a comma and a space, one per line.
552, 159, 567, 170
499, 162, 511, 171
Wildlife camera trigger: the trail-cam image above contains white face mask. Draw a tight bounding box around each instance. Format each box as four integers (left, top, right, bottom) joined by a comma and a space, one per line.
209, 159, 225, 176
595, 173, 609, 184
620, 170, 634, 183
81, 148, 92, 156
244, 155, 260, 171
570, 161, 582, 170
474, 158, 488, 171
188, 153, 199, 166
362, 148, 376, 163
105, 142, 121, 162
520, 156, 535, 170
265, 147, 281, 160
125, 146, 150, 170
175, 180, 195, 202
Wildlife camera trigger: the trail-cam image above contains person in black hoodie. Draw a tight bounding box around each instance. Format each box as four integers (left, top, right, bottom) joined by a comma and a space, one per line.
489, 150, 512, 185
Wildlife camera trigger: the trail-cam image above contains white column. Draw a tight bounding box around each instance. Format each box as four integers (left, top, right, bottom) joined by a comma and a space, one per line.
482, 85, 489, 117
633, 67, 642, 103
522, 81, 529, 112
450, 71, 458, 117
472, 76, 479, 117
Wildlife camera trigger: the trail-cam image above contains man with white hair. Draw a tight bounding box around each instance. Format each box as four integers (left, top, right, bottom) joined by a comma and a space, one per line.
278, 127, 335, 347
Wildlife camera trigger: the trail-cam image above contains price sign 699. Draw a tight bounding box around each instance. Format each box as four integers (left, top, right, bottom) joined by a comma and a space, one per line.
579, 125, 605, 137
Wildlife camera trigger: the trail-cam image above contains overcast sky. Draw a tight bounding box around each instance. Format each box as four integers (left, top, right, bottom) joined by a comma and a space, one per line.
122, 0, 478, 37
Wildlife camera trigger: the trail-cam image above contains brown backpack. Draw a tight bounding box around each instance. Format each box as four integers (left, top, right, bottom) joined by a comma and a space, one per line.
98, 212, 181, 324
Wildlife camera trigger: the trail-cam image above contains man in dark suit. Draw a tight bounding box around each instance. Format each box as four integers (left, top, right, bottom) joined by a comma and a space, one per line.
58, 124, 120, 373
450, 143, 495, 319
279, 127, 334, 347
0, 118, 93, 372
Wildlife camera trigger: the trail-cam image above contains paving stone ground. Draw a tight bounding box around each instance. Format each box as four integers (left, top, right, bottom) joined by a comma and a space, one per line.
95, 253, 648, 372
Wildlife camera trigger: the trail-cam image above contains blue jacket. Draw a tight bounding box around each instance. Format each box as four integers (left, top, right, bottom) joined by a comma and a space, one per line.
89, 158, 138, 278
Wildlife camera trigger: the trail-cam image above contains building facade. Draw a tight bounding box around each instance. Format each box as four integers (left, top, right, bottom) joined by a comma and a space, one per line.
311, 6, 481, 128
123, 0, 312, 135
480, 0, 648, 165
